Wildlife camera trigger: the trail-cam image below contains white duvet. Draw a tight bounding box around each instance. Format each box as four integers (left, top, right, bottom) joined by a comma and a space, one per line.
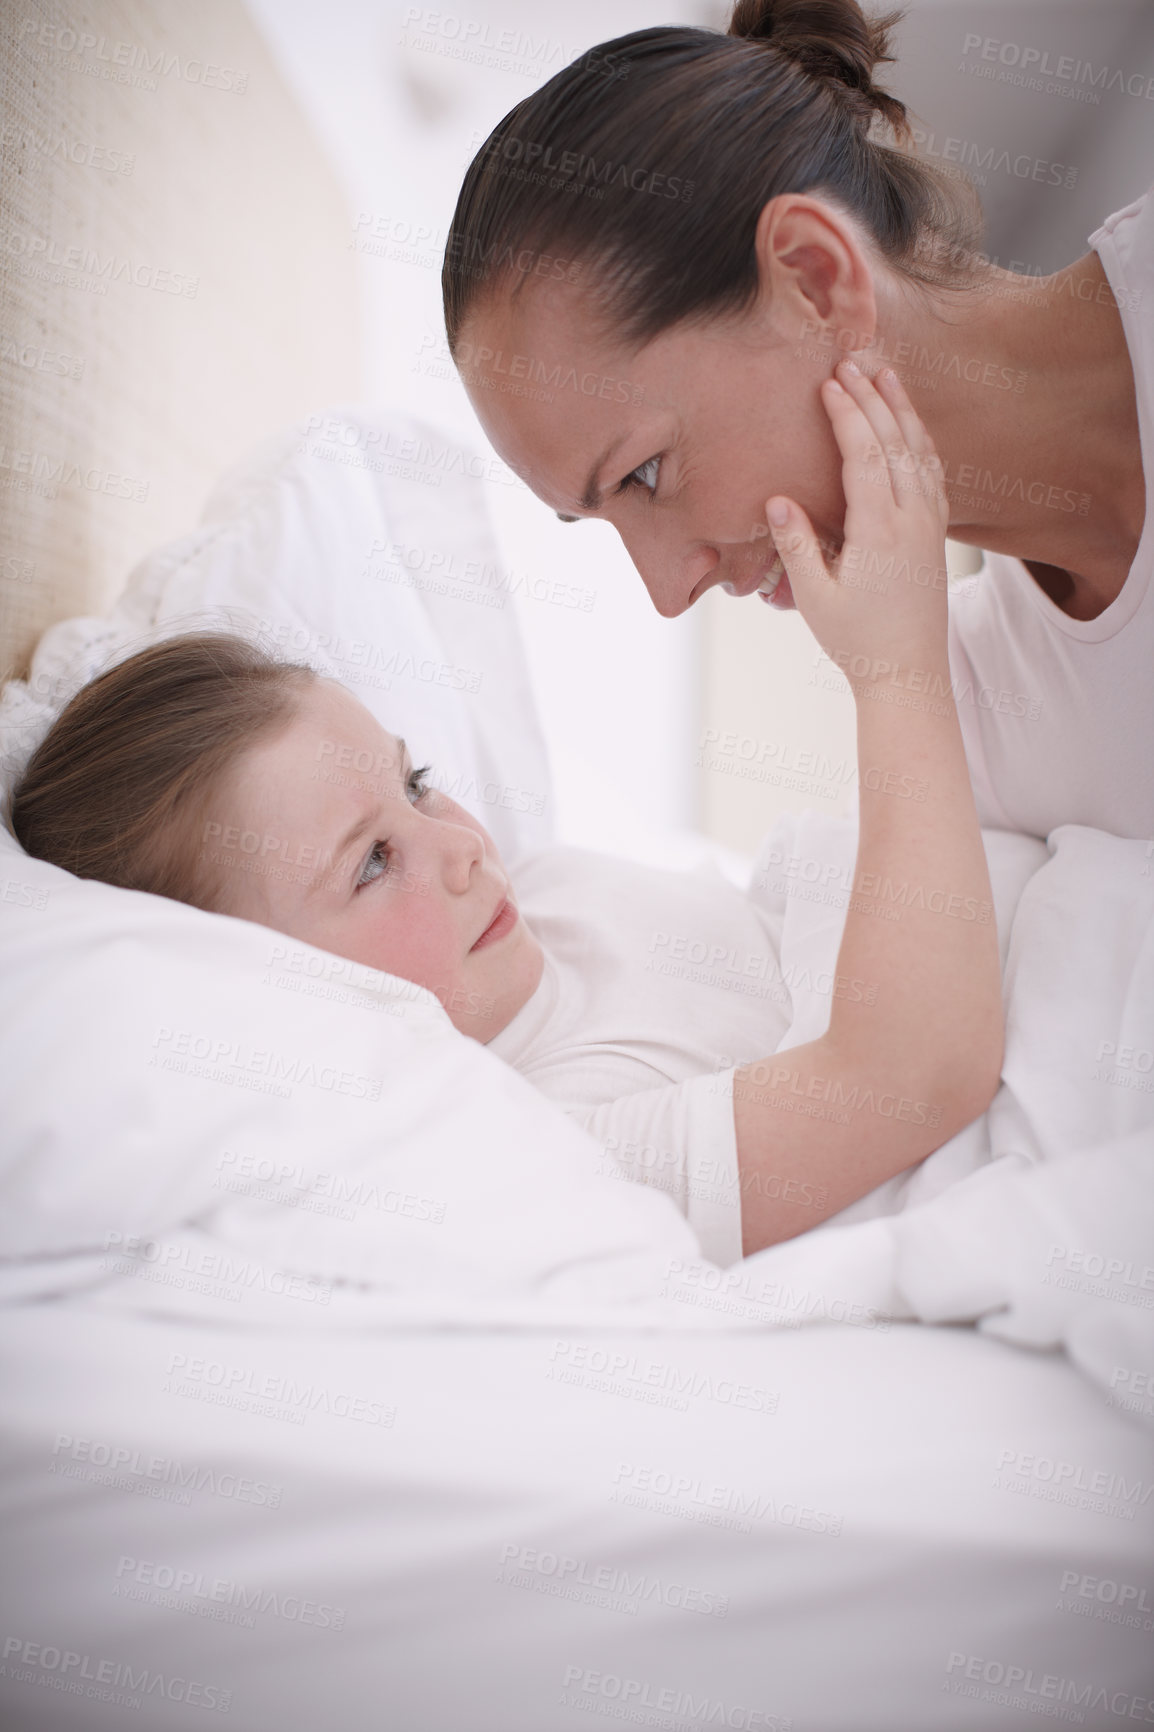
3, 797, 1150, 1405
0, 408, 1149, 1386
737, 812, 1154, 1403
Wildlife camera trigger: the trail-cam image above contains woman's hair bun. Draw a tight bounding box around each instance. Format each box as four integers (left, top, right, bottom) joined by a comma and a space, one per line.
728, 0, 909, 135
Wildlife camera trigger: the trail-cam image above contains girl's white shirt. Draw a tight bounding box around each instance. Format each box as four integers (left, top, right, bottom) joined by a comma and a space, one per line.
489, 846, 794, 1268
947, 181, 1154, 840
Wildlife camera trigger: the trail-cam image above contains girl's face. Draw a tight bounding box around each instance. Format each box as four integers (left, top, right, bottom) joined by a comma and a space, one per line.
206, 680, 544, 1041
458, 197, 880, 617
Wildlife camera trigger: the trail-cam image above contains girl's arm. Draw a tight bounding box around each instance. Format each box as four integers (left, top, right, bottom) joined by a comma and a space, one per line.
736, 362, 1003, 1255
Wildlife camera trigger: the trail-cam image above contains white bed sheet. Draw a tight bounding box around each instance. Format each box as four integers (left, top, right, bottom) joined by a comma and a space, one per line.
2, 1304, 1151, 1732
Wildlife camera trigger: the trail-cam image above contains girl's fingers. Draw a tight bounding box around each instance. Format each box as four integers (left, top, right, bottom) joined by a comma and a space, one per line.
835, 358, 908, 485
765, 496, 831, 601
836, 359, 941, 512
873, 367, 948, 517
873, 366, 933, 456
821, 376, 897, 533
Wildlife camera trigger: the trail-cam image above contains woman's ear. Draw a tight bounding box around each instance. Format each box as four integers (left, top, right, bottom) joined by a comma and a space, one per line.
753, 194, 879, 359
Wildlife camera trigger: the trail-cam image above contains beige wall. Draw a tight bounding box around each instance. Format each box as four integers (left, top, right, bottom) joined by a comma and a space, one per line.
0, 0, 359, 678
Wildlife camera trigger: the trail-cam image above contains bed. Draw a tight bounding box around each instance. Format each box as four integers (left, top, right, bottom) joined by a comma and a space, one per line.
1, 406, 1152, 1731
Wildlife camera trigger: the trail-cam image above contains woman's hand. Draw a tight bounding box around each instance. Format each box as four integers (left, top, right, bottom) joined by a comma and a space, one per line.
767, 361, 950, 685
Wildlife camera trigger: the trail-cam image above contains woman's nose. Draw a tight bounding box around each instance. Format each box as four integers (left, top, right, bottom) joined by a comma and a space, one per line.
619, 529, 718, 619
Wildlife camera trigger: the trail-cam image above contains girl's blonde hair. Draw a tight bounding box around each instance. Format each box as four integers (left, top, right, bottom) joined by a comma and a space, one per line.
11, 632, 316, 910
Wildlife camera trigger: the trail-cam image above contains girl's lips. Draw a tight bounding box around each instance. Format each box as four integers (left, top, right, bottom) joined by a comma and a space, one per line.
471, 896, 518, 951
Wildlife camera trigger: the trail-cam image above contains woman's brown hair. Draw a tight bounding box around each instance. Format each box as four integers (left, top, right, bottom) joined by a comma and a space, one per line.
10, 633, 315, 909
442, 0, 983, 352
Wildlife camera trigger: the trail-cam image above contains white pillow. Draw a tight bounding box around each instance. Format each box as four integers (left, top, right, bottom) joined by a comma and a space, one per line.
1, 406, 553, 864
0, 407, 705, 1320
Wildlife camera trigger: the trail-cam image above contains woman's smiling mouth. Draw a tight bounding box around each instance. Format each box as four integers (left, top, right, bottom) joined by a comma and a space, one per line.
716, 552, 788, 605
762, 568, 795, 609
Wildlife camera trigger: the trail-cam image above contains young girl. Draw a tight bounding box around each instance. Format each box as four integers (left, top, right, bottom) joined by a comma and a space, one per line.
10, 371, 1002, 1265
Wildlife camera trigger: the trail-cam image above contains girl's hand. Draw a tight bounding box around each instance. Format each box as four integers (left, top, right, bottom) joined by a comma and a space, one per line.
767, 362, 950, 684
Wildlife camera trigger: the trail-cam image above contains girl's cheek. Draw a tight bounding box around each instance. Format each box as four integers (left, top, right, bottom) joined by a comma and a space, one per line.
369, 900, 458, 988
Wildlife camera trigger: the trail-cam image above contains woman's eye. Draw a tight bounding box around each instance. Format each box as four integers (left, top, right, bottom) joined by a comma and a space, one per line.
619, 456, 661, 497
407, 763, 433, 803
357, 842, 390, 889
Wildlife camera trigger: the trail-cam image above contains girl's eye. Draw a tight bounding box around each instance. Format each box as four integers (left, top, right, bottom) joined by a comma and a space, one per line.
618, 456, 661, 497
356, 766, 433, 890
357, 842, 389, 889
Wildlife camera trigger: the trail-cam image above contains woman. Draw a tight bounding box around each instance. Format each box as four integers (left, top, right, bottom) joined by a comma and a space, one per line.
440, 0, 1151, 841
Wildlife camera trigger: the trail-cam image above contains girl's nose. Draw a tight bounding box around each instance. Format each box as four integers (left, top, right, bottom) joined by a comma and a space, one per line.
438, 821, 484, 893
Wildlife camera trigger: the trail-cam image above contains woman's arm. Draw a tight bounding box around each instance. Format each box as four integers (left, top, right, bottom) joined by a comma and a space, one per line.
736, 363, 1003, 1255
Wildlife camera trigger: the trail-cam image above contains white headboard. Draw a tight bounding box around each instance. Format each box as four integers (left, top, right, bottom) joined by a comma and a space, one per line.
0, 0, 360, 679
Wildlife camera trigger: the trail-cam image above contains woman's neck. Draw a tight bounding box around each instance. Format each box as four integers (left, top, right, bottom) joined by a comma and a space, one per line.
883, 251, 1145, 618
